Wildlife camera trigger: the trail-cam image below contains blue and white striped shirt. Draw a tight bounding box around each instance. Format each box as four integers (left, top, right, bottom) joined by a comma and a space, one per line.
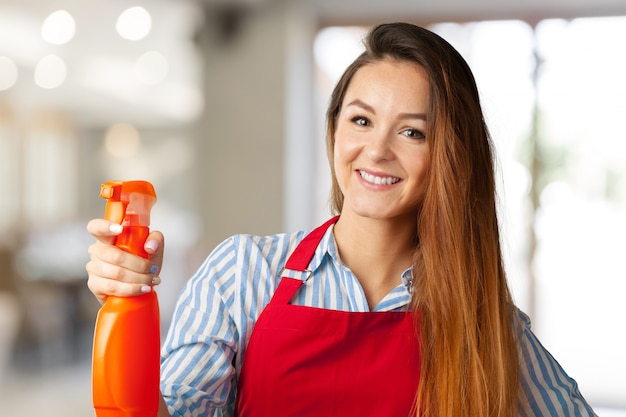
160, 223, 597, 417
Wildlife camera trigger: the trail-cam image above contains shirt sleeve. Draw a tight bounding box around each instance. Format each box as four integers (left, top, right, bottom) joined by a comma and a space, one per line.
160, 237, 240, 417
516, 309, 598, 417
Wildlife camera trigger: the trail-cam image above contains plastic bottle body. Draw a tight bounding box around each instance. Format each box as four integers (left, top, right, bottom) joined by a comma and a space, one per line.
93, 292, 160, 417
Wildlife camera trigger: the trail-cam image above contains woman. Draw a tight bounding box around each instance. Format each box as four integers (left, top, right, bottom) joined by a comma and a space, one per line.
86, 23, 597, 417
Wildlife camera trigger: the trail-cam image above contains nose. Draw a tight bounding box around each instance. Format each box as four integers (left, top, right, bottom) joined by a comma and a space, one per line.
366, 129, 394, 162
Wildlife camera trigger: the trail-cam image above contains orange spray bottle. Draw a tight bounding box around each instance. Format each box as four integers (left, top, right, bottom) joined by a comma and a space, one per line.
92, 180, 160, 417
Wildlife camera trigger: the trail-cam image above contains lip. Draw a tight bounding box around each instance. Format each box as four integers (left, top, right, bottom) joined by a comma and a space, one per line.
356, 169, 401, 188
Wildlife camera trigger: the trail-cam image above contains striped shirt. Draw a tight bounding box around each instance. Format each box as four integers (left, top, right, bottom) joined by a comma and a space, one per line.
160, 223, 597, 417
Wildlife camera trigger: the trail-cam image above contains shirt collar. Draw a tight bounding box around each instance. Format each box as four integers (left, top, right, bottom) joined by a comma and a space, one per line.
322, 224, 414, 294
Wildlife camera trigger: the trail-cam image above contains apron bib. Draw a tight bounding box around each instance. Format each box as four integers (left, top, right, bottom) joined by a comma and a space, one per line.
235, 217, 421, 416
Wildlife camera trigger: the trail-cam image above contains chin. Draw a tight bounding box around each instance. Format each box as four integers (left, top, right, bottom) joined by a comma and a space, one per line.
350, 206, 398, 220
345, 202, 419, 223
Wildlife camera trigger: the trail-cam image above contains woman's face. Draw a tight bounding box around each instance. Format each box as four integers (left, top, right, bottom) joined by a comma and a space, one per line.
333, 59, 431, 221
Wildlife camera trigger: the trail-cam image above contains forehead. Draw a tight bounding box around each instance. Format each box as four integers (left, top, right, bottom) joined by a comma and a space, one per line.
344, 59, 430, 105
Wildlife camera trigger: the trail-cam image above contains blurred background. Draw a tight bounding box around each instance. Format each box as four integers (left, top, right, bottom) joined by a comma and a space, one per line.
0, 0, 625, 415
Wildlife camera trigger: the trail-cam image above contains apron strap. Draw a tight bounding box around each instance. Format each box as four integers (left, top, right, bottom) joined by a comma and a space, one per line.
271, 216, 339, 305
284, 216, 339, 271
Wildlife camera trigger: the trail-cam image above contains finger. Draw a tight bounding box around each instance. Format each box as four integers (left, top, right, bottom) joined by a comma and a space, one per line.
86, 265, 154, 304
87, 218, 123, 245
88, 241, 154, 277
144, 230, 165, 273
86, 247, 156, 302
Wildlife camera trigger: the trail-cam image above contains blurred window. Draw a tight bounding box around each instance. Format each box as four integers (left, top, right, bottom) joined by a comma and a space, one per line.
0, 104, 20, 238
23, 111, 78, 227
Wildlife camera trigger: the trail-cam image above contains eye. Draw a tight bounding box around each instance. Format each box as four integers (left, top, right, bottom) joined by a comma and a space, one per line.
401, 128, 426, 140
351, 116, 370, 127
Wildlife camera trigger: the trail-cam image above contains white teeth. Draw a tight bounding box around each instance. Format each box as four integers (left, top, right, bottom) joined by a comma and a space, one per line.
359, 170, 400, 186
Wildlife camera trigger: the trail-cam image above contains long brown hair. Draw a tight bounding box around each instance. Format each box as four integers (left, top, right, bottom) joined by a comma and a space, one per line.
325, 23, 520, 417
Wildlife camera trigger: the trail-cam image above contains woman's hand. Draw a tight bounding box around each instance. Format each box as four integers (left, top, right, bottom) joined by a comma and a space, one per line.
86, 219, 165, 305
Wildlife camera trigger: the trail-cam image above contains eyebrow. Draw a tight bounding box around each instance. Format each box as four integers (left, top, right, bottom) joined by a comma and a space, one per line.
346, 99, 427, 121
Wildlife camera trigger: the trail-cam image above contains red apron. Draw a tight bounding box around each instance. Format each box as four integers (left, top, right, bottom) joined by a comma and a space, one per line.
235, 217, 421, 416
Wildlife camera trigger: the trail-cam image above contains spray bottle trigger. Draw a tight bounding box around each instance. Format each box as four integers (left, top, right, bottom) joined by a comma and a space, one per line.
101, 181, 127, 225
104, 201, 127, 225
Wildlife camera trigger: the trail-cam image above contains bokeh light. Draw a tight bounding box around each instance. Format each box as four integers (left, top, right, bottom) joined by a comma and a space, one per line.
34, 54, 67, 89
104, 122, 141, 158
116, 7, 152, 41
41, 10, 76, 45
0, 56, 18, 90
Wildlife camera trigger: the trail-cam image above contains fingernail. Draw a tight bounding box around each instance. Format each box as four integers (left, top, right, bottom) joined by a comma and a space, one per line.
151, 276, 161, 285
145, 240, 159, 252
149, 265, 159, 274
140, 285, 152, 293
109, 224, 123, 234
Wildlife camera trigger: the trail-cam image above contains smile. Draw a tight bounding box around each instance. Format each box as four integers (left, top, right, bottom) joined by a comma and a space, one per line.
358, 170, 401, 186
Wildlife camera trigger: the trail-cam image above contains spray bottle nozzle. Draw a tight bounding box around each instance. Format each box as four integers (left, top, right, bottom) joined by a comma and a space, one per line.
100, 180, 157, 226
100, 180, 157, 258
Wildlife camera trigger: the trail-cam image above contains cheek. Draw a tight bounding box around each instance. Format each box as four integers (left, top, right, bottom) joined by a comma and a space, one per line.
333, 128, 360, 163
402, 151, 431, 187
332, 140, 357, 194
416, 157, 430, 180
333, 142, 346, 180
414, 159, 431, 196
333, 135, 350, 171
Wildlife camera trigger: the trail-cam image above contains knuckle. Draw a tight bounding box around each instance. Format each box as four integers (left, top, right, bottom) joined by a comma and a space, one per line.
85, 260, 95, 274
107, 263, 128, 281
87, 243, 98, 258
86, 276, 97, 293
108, 248, 126, 265
102, 279, 121, 296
